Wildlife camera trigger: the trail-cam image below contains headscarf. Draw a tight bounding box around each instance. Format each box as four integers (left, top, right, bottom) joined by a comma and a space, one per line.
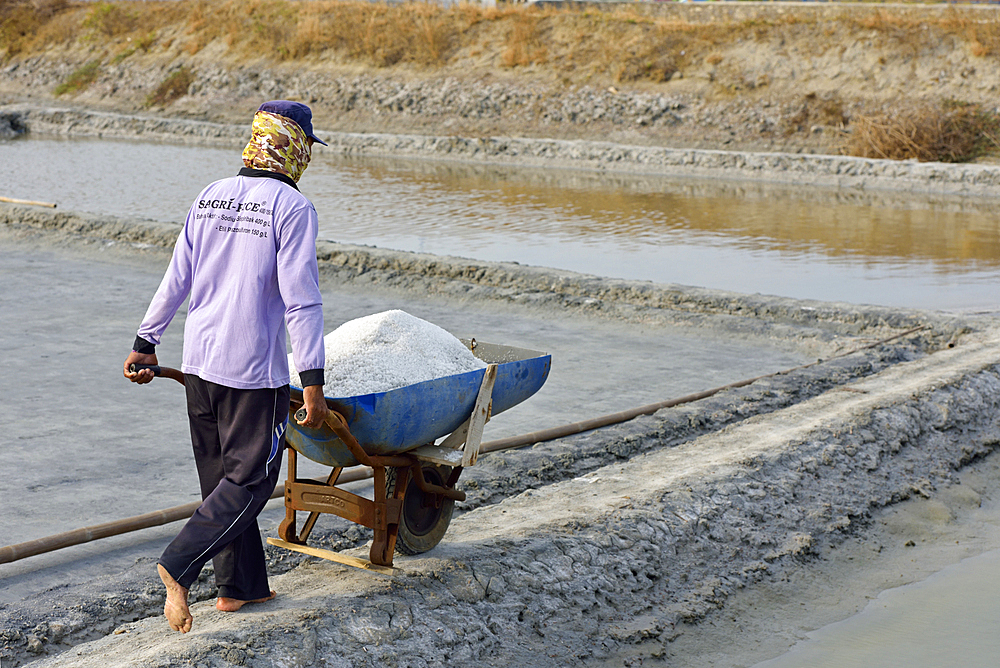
242, 110, 312, 183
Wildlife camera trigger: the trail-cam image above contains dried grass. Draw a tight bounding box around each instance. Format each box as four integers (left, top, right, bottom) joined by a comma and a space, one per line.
0, 0, 51, 56
502, 13, 548, 68
146, 66, 194, 107
7, 0, 1000, 164
850, 7, 1000, 57
845, 102, 1000, 163
5, 0, 1000, 74
53, 59, 100, 95
0, 0, 736, 78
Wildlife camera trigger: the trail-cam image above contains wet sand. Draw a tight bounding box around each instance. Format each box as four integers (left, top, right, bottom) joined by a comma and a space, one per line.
668, 451, 1000, 668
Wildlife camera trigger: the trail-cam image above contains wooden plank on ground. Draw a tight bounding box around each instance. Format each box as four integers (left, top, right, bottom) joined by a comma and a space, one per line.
266, 538, 399, 576
0, 196, 56, 208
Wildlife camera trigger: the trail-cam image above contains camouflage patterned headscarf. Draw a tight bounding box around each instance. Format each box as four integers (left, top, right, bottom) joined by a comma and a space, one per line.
242, 110, 312, 183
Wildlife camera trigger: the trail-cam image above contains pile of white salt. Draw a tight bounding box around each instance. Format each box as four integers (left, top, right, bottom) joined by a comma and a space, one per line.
289, 310, 486, 397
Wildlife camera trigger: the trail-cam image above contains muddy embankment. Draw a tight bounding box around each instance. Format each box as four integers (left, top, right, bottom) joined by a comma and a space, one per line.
6, 104, 1000, 198
2, 201, 1000, 667
0, 202, 967, 348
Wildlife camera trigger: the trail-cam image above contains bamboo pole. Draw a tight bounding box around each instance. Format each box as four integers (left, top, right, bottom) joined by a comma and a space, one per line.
0, 325, 927, 565
481, 325, 927, 454
0, 468, 373, 565
0, 196, 57, 208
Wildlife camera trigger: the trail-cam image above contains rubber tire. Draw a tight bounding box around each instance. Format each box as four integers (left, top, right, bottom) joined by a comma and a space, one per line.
386, 465, 456, 555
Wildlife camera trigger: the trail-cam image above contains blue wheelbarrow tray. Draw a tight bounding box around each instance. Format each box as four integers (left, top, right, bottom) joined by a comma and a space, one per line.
287, 340, 551, 468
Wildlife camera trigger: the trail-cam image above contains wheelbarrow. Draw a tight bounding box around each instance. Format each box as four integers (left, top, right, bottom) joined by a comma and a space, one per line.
273, 339, 551, 571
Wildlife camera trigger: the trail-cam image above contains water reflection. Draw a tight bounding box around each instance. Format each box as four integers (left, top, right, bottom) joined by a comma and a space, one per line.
4, 134, 999, 310
312, 156, 1000, 267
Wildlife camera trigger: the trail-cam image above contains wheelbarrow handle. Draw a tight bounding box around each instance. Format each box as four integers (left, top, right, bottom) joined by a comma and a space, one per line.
129, 363, 186, 386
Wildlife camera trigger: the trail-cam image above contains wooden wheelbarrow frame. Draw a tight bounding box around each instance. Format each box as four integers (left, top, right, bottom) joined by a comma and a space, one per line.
271, 363, 498, 572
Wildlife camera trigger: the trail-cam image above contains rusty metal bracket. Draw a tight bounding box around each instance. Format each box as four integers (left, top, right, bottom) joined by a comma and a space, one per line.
408, 459, 466, 501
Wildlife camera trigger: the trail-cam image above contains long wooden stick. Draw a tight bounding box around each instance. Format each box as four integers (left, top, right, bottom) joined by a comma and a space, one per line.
0, 196, 57, 208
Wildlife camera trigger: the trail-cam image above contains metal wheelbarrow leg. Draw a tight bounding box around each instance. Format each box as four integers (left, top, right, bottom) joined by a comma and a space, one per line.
275, 409, 466, 570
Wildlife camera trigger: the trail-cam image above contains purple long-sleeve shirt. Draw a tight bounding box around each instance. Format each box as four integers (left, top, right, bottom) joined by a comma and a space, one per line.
137, 171, 325, 389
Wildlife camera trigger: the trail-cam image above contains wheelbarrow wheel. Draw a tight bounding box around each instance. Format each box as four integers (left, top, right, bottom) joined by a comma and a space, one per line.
386, 464, 455, 555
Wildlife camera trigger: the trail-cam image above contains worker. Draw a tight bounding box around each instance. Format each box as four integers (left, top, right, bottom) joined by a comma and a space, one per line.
123, 100, 330, 634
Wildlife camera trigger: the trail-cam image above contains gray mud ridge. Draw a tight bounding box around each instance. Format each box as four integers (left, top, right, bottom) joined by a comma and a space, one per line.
5, 105, 1000, 197
0, 203, 970, 352
458, 345, 916, 511
14, 330, 1000, 668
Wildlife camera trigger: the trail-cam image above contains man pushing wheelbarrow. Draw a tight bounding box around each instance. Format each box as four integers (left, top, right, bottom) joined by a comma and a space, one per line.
123, 101, 330, 634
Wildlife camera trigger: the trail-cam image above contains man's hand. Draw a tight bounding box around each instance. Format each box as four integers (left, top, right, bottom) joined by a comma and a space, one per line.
298, 384, 329, 429
124, 351, 159, 384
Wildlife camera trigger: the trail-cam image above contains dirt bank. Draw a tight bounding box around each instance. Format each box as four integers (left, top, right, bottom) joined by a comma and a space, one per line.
2, 1, 1000, 162
7, 105, 1000, 197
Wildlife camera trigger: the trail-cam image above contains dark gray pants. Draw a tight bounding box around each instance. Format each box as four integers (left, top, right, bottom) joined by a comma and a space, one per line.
158, 375, 288, 600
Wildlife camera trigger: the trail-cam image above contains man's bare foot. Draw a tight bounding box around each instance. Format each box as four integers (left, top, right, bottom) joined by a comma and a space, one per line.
216, 590, 277, 612
157, 564, 193, 633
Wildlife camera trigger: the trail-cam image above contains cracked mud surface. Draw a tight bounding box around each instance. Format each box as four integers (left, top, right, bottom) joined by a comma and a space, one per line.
2, 206, 999, 667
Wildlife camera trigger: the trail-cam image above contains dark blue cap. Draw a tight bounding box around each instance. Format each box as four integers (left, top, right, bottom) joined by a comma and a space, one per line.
257, 100, 327, 146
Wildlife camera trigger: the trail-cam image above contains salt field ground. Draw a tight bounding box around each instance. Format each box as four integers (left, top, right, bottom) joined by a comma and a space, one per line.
0, 227, 807, 552
2, 195, 999, 667
6, 1, 1000, 662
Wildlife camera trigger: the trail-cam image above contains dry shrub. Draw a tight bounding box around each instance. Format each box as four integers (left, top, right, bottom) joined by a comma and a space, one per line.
82, 0, 137, 38
616, 54, 675, 84
852, 8, 1000, 58
146, 66, 194, 107
502, 14, 548, 68
609, 20, 689, 83
846, 102, 1000, 163
784, 92, 848, 135
1, 0, 54, 57
53, 59, 100, 95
